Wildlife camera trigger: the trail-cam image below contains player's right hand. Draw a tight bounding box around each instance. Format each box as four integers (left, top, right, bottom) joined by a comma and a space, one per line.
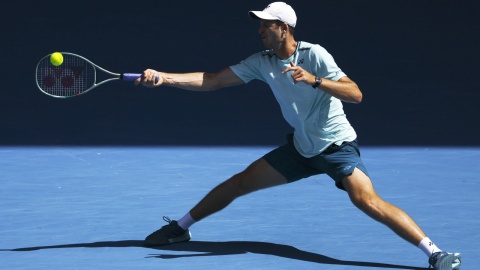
135, 69, 162, 88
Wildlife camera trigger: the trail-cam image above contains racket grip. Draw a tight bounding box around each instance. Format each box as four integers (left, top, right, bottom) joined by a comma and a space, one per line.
121, 73, 142, 81
121, 73, 159, 83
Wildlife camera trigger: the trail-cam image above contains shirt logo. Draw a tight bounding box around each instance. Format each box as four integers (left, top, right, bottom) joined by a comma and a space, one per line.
297, 59, 304, 65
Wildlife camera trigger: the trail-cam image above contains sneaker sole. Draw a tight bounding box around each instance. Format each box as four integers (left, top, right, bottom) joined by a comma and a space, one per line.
168, 231, 192, 244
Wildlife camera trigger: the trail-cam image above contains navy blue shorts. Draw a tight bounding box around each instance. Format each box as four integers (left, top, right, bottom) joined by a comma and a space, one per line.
263, 135, 369, 190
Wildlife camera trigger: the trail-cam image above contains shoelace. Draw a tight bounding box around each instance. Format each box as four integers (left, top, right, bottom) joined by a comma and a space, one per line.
428, 252, 438, 269
150, 216, 177, 235
163, 216, 172, 224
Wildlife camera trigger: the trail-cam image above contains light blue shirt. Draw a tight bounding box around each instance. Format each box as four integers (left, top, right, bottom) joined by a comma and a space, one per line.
230, 41, 357, 157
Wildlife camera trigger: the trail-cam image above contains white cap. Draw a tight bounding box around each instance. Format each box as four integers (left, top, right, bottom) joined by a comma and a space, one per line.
249, 2, 297, 28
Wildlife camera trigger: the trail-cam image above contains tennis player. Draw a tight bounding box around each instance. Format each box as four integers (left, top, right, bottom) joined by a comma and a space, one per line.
135, 2, 461, 269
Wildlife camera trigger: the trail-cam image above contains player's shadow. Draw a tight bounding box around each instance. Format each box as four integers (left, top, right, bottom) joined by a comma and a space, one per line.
2, 240, 428, 269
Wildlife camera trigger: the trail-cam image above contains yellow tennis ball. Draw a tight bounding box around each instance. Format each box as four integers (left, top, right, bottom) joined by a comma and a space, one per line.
50, 52, 64, 66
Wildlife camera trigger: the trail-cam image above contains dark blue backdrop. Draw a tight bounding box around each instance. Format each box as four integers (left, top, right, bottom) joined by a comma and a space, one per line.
1, 0, 479, 146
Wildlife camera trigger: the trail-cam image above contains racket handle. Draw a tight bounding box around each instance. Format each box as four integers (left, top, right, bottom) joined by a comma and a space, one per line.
121, 73, 159, 83
121, 73, 141, 81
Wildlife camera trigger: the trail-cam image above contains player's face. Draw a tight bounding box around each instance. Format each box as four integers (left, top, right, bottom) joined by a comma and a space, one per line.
258, 19, 283, 49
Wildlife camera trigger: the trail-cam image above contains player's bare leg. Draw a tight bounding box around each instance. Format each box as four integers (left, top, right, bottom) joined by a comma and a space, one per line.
144, 158, 287, 246
341, 168, 426, 245
341, 169, 462, 269
189, 158, 288, 221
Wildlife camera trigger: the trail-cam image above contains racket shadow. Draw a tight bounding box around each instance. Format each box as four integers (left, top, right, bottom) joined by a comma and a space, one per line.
2, 240, 427, 269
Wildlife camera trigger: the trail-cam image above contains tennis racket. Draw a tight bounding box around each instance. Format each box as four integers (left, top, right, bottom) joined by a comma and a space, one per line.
35, 52, 154, 98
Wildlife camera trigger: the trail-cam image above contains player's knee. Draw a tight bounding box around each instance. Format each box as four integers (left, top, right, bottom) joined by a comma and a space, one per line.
229, 173, 255, 197
351, 193, 383, 215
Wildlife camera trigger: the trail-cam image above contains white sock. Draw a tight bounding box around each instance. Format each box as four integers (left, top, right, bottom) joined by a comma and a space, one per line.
418, 237, 442, 257
177, 212, 196, 230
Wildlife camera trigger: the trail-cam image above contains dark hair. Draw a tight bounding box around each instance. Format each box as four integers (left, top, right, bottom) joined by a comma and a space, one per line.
276, 20, 295, 35
289, 25, 295, 35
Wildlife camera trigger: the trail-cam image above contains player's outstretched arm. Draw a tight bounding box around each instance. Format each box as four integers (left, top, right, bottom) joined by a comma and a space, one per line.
135, 67, 243, 91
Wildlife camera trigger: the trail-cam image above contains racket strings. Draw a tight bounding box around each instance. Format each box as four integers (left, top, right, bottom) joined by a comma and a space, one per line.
36, 54, 95, 97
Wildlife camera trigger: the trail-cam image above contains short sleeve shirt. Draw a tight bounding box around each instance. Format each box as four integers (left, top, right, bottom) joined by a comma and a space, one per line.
230, 41, 357, 157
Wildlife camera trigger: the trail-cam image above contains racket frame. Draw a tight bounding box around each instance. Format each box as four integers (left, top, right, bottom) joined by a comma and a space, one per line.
35, 52, 137, 98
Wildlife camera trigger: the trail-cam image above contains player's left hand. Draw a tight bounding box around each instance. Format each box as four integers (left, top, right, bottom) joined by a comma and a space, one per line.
282, 61, 315, 85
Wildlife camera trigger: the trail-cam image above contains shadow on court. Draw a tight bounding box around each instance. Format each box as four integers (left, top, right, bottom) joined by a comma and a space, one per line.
3, 240, 428, 270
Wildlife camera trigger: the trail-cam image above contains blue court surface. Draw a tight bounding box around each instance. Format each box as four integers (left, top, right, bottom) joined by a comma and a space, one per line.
1, 146, 478, 269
